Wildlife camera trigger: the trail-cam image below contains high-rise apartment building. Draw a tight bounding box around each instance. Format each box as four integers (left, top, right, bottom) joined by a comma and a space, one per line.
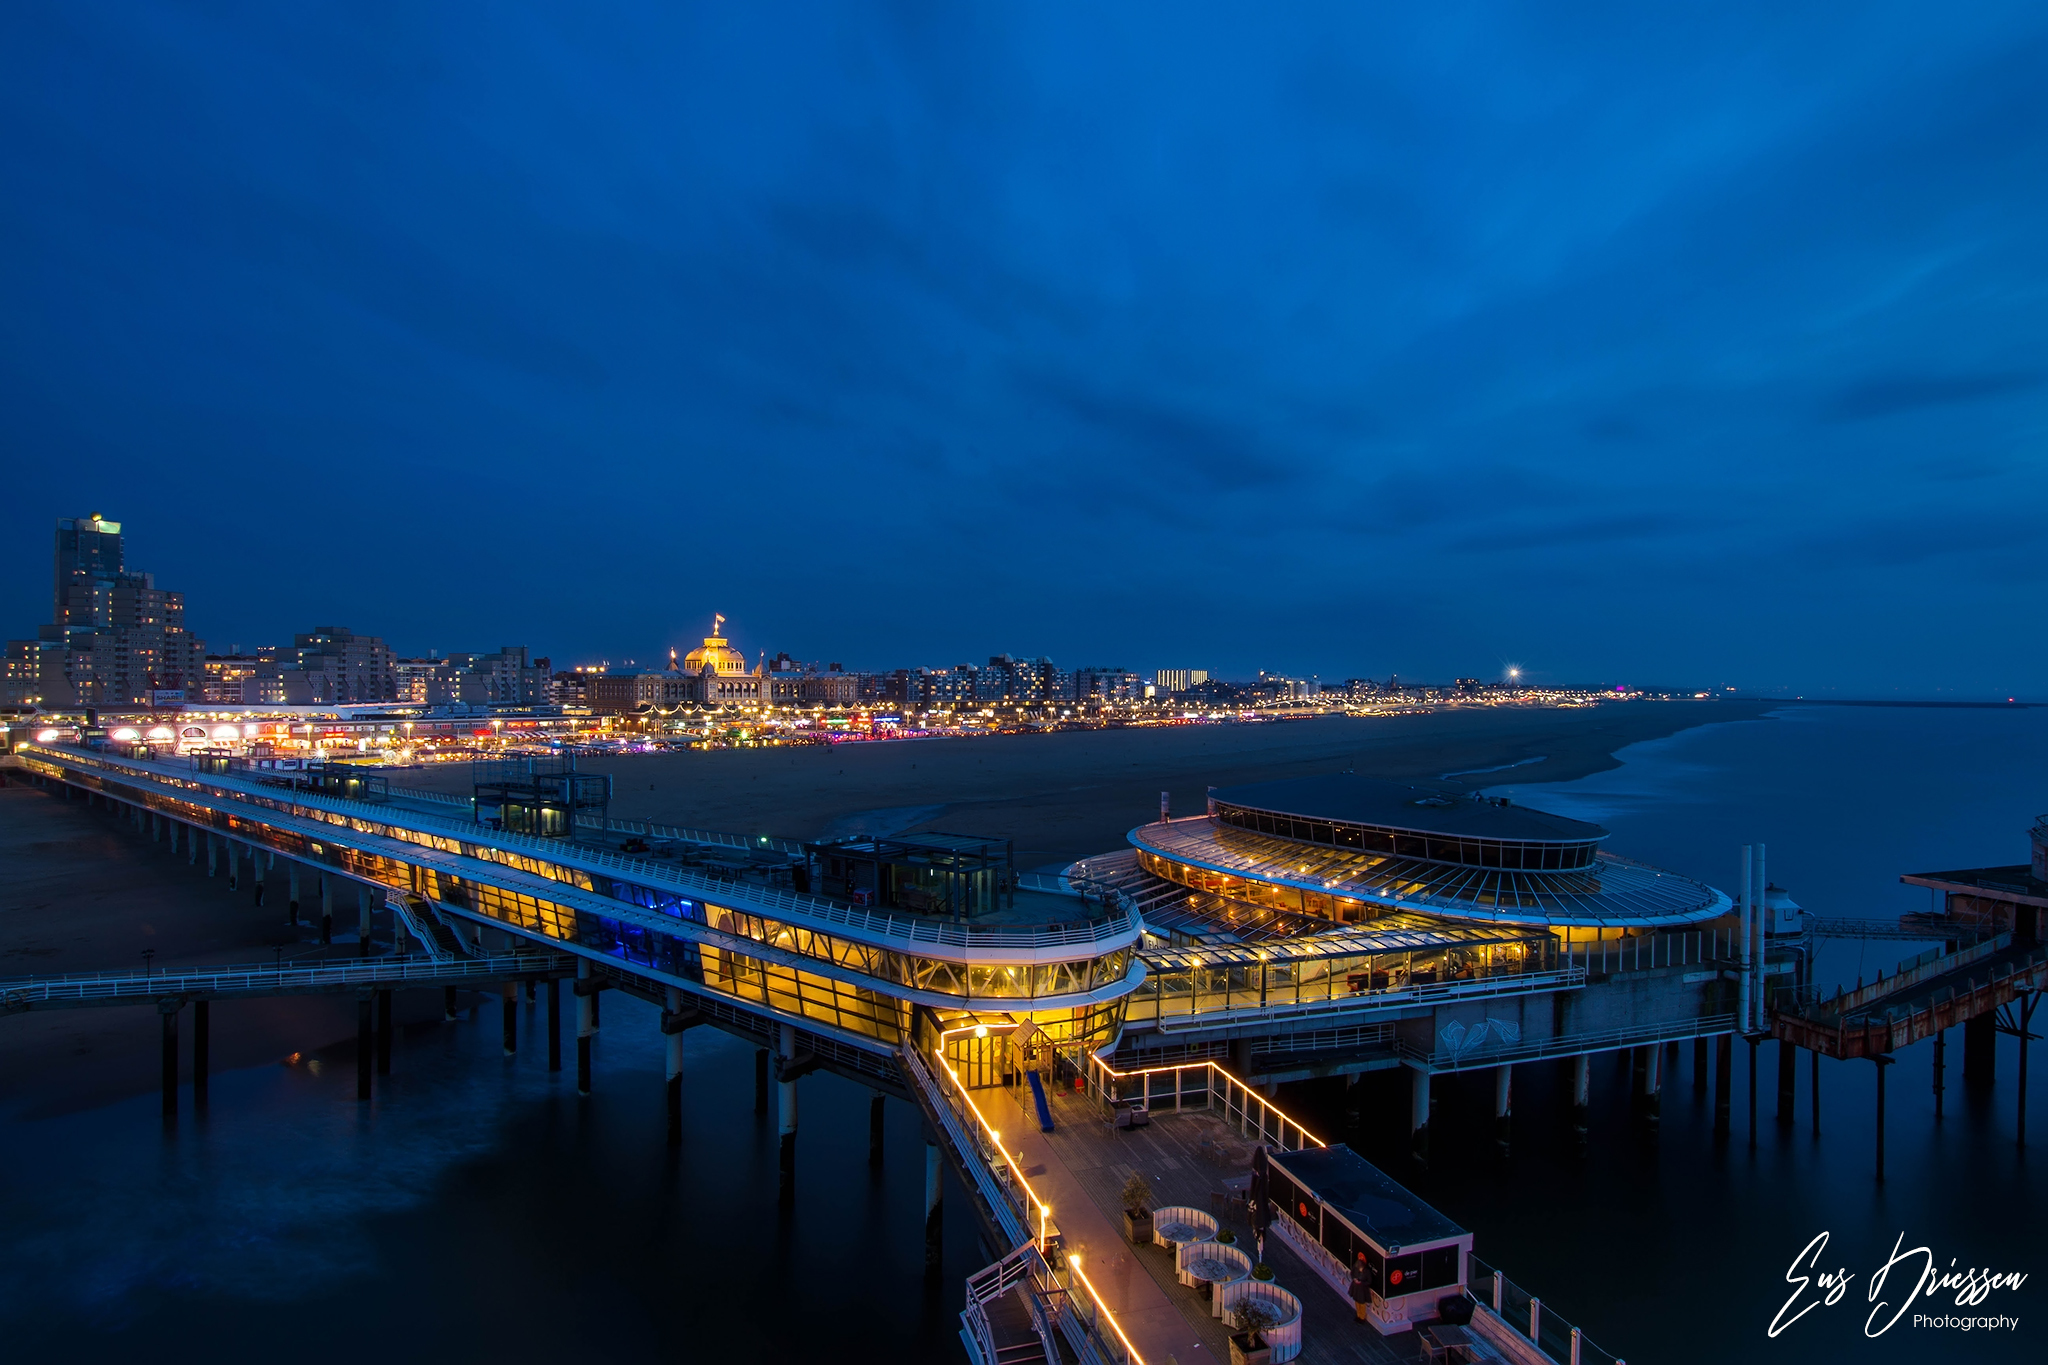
1154, 668, 1210, 693
3, 515, 207, 707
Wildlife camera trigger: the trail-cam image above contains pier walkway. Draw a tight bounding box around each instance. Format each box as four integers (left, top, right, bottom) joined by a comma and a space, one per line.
1770, 932, 2046, 1059
0, 951, 571, 1013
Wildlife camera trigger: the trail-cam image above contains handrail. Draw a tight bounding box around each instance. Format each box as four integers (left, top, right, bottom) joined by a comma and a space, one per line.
1396, 1013, 1739, 1072
1470, 1254, 1624, 1365
0, 951, 568, 1003
25, 744, 1142, 957
1084, 1054, 1325, 1150
1141, 965, 1588, 1034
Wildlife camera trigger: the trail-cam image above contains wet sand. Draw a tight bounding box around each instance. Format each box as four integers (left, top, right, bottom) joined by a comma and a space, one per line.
403, 699, 1769, 869
0, 700, 1763, 1111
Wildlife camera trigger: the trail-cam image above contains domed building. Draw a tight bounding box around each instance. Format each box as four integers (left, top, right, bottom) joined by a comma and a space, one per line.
675, 615, 772, 705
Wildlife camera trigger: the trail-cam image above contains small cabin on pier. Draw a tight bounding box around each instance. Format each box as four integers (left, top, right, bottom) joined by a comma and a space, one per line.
1267, 1145, 1472, 1335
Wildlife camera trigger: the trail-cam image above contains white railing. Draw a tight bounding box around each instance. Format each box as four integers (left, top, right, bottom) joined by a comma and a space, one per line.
1138, 966, 1588, 1033
1397, 1013, 1739, 1073
1084, 1054, 1324, 1151
0, 951, 568, 1004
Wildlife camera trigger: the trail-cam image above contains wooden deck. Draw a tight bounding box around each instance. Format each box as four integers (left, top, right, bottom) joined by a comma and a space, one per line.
984, 1076, 1422, 1365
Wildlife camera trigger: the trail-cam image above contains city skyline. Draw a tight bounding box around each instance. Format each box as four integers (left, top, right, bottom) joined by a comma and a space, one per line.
5, 6, 2045, 696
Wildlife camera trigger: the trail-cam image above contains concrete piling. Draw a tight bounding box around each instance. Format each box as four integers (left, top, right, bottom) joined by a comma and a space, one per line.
358, 886, 372, 958
1571, 1052, 1590, 1139
755, 1048, 769, 1114
206, 831, 217, 877
1778, 1039, 1797, 1125
1874, 1055, 1890, 1180
320, 874, 332, 946
288, 863, 300, 925
1493, 1065, 1513, 1149
1932, 1029, 1945, 1120
924, 1139, 944, 1271
1714, 1034, 1733, 1139
357, 991, 374, 1101
1694, 1036, 1708, 1092
869, 1091, 887, 1166
376, 989, 392, 1076
1408, 1065, 1431, 1164
502, 981, 518, 1056
576, 959, 593, 1096
193, 1000, 209, 1107
159, 998, 180, 1121
226, 839, 239, 891
665, 986, 685, 1146
778, 1021, 799, 1193
444, 985, 459, 1021
547, 977, 562, 1071
1639, 1043, 1661, 1127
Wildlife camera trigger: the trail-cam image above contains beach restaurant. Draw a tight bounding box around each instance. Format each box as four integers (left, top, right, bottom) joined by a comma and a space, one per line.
1266, 1145, 1472, 1334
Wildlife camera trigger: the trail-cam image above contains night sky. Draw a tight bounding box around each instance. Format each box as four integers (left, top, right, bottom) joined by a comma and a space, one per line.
3, 4, 2044, 694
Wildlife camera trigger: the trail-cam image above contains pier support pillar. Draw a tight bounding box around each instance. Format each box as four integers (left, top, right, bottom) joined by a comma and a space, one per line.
152, 811, 162, 842
376, 989, 392, 1076
187, 824, 197, 865
1639, 1044, 1661, 1128
1874, 1055, 1891, 1180
1778, 1039, 1797, 1125
501, 981, 518, 1056
166, 818, 177, 854
576, 959, 594, 1096
1963, 1012, 1996, 1089
665, 986, 685, 1147
546, 978, 561, 1071
1713, 1035, 1733, 1140
924, 1139, 944, 1272
2017, 993, 2036, 1148
778, 1022, 799, 1196
444, 985, 459, 1021
193, 1000, 209, 1108
1493, 1065, 1512, 1149
226, 839, 239, 891
288, 863, 300, 925
358, 886, 372, 958
869, 1092, 887, 1166
357, 990, 373, 1101
206, 831, 217, 877
1747, 1037, 1759, 1147
1571, 1053, 1590, 1140
1694, 1036, 1707, 1092
754, 1048, 769, 1114
160, 998, 180, 1121
252, 847, 265, 907
1408, 1065, 1431, 1164
319, 875, 332, 947
1932, 1029, 1945, 1121
1811, 1046, 1822, 1136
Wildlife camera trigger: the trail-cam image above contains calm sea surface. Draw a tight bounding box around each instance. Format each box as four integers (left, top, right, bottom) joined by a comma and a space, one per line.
0, 704, 2040, 1363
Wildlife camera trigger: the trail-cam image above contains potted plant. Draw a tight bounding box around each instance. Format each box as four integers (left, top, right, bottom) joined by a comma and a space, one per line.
1215, 1227, 1236, 1246
1229, 1301, 1276, 1365
1251, 1263, 1275, 1281
1120, 1171, 1155, 1243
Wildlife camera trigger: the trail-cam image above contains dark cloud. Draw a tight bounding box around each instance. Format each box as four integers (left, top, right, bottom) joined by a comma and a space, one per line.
1824, 372, 2046, 422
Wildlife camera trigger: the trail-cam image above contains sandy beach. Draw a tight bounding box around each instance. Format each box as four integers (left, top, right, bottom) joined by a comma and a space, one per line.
0, 699, 1767, 1111
401, 699, 1770, 869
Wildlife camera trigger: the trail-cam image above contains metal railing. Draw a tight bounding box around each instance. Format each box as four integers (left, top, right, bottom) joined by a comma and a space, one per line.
961, 1240, 1130, 1365
1564, 929, 1741, 975
0, 951, 569, 1006
26, 744, 1141, 957
1471, 1256, 1624, 1365
1397, 1013, 1739, 1073
1083, 1054, 1324, 1150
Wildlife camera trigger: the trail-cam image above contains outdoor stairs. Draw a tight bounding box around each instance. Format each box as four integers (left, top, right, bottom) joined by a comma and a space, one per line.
982, 1290, 1050, 1365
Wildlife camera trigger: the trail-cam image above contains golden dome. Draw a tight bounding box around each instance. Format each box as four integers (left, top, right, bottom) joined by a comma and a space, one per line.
682, 615, 750, 675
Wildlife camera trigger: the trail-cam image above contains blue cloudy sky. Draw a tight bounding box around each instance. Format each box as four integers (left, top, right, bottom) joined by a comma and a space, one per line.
3, 3, 2043, 693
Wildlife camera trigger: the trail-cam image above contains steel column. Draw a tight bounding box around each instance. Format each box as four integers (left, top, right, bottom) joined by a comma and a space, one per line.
665, 986, 684, 1146
357, 991, 374, 1101
160, 998, 180, 1120
546, 977, 561, 1071
193, 1000, 209, 1107
501, 981, 517, 1056
576, 959, 593, 1096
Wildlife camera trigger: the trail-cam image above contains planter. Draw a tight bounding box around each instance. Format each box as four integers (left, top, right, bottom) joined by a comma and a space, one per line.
1123, 1209, 1154, 1244
1228, 1332, 1270, 1365
1151, 1205, 1219, 1250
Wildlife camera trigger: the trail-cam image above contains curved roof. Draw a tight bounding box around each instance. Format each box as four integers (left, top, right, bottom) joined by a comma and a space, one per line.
1210, 774, 1606, 844
1130, 817, 1728, 928
683, 632, 750, 676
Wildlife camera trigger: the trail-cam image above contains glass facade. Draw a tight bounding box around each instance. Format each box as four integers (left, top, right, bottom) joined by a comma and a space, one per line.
1212, 800, 1601, 871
